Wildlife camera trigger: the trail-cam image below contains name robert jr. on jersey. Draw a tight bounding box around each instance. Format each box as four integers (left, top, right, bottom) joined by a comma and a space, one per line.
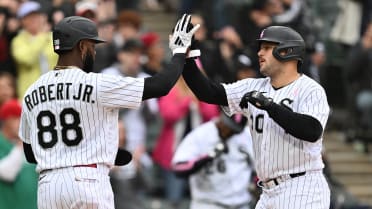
24, 82, 94, 111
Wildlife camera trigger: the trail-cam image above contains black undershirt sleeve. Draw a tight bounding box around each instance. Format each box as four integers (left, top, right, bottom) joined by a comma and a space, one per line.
266, 103, 323, 142
182, 58, 228, 106
173, 156, 214, 178
23, 142, 37, 164
142, 54, 186, 100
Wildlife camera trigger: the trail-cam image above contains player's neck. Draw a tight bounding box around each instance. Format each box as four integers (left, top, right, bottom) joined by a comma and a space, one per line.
271, 71, 301, 89
56, 52, 83, 70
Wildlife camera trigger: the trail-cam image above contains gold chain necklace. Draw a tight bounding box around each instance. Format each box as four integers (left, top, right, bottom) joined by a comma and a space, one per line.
54, 65, 78, 70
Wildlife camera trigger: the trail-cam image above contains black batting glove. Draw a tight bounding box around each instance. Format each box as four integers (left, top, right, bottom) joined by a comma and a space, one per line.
239, 90, 273, 110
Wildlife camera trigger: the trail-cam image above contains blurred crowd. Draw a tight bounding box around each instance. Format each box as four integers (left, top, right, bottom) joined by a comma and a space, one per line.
0, 0, 371, 209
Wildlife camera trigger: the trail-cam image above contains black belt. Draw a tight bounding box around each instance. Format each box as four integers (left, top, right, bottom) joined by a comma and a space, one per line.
289, 171, 306, 178
259, 171, 306, 189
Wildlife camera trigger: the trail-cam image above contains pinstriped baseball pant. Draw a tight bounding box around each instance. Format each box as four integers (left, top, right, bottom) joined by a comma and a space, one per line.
190, 200, 251, 209
255, 171, 330, 209
37, 165, 114, 209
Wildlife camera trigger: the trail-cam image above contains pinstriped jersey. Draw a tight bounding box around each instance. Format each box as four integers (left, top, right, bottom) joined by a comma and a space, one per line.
222, 74, 329, 181
172, 121, 254, 205
19, 67, 144, 172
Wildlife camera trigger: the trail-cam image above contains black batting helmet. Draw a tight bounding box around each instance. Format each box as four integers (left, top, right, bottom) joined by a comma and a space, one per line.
52, 16, 105, 53
257, 26, 305, 64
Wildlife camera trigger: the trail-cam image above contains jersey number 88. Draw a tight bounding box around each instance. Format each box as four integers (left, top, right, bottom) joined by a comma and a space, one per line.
36, 108, 83, 149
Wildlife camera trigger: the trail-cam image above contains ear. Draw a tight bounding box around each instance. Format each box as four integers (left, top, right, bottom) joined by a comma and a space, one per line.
78, 40, 87, 59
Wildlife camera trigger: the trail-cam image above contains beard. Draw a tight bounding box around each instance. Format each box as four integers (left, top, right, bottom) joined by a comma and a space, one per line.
83, 52, 95, 73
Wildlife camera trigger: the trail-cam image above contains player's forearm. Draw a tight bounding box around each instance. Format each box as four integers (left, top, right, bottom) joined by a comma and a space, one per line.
267, 104, 323, 142
172, 155, 213, 178
142, 54, 186, 100
183, 59, 228, 106
0, 146, 24, 182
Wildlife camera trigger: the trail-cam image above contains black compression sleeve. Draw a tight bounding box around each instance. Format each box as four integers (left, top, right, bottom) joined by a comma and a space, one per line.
142, 54, 185, 100
266, 103, 323, 142
182, 58, 228, 106
23, 142, 37, 164
173, 156, 214, 178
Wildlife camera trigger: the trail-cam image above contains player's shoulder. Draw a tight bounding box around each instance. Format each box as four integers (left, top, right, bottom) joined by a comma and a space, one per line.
224, 77, 269, 89
101, 65, 120, 76
23, 71, 54, 95
299, 74, 325, 90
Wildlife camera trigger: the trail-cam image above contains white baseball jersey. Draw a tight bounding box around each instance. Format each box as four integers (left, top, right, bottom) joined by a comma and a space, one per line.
19, 67, 144, 173
222, 74, 329, 181
172, 120, 254, 206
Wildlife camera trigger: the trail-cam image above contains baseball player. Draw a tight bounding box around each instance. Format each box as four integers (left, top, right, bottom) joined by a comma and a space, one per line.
172, 112, 255, 209
18, 14, 200, 209
181, 26, 330, 209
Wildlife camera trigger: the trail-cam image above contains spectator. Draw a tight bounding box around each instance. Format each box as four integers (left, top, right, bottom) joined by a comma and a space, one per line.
0, 6, 16, 76
75, 0, 98, 22
233, 52, 258, 80
114, 10, 143, 51
172, 112, 255, 209
152, 76, 219, 209
190, 14, 245, 83
93, 18, 117, 72
344, 22, 372, 153
0, 99, 38, 209
94, 9, 143, 72
11, 1, 58, 99
140, 31, 166, 76
0, 71, 16, 107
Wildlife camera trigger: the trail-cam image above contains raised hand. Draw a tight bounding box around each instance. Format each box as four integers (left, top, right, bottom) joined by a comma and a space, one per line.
239, 90, 273, 110
169, 14, 200, 55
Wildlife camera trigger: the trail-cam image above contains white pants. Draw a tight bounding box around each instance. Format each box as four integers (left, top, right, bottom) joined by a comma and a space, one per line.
255, 171, 330, 209
191, 200, 251, 209
37, 165, 114, 209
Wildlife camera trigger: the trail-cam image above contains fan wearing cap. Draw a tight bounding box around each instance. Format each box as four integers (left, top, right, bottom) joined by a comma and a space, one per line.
141, 32, 166, 76
75, 0, 98, 22
18, 14, 199, 209
234, 53, 258, 80
172, 112, 255, 209
11, 1, 58, 99
0, 99, 38, 209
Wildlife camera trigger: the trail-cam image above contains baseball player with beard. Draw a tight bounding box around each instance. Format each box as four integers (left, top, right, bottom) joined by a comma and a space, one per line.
181, 26, 330, 209
18, 14, 200, 209
172, 112, 255, 209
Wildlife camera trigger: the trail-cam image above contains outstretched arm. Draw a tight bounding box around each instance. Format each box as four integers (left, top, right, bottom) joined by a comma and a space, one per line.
142, 14, 200, 100
182, 58, 228, 106
173, 155, 213, 178
142, 54, 186, 100
173, 142, 227, 178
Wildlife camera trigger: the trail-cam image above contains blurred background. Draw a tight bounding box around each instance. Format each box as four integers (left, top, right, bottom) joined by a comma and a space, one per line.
0, 0, 371, 209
